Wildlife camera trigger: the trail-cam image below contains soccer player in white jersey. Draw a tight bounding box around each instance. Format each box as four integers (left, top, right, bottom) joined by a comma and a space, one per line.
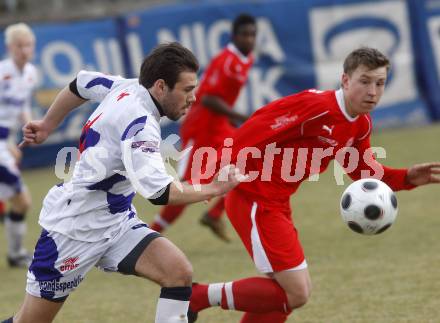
1, 42, 246, 323
0, 23, 37, 268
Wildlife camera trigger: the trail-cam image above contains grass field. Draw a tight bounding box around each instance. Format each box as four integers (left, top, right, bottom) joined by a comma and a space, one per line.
1, 123, 440, 323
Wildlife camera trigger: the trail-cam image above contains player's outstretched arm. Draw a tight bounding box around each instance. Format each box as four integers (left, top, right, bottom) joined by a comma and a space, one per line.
20, 86, 87, 147
202, 95, 248, 123
406, 162, 440, 186
168, 164, 247, 205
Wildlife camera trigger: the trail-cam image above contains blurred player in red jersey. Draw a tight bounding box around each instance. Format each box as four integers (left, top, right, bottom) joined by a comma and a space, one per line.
187, 47, 440, 323
150, 14, 257, 241
0, 200, 5, 223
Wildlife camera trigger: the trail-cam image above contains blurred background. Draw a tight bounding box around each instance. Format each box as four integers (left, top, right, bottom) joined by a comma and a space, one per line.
1, 0, 439, 169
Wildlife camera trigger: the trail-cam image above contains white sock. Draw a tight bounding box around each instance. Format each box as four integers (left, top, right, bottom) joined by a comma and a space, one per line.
155, 287, 191, 323
4, 216, 26, 257
155, 298, 189, 323
207, 283, 224, 306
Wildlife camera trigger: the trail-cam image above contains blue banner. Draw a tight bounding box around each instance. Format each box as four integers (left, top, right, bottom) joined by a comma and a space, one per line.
0, 0, 434, 168
407, 0, 440, 120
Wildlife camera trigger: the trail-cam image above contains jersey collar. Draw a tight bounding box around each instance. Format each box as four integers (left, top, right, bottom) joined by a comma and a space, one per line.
149, 90, 165, 117
137, 83, 165, 119
227, 43, 251, 64
335, 88, 358, 122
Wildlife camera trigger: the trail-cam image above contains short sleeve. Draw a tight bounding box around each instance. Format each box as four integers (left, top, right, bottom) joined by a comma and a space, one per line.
76, 70, 122, 103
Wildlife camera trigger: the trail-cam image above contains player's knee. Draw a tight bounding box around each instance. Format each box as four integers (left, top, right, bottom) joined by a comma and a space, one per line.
161, 256, 193, 287
286, 284, 312, 309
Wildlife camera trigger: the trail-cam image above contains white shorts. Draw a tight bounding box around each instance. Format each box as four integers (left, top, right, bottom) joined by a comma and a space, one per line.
26, 216, 160, 301
0, 145, 24, 199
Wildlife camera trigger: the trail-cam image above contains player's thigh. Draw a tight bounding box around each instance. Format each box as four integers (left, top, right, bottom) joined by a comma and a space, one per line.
272, 268, 312, 307
14, 293, 64, 323
98, 218, 192, 286
134, 237, 192, 286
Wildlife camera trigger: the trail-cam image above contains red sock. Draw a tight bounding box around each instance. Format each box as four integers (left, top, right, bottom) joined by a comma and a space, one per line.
190, 278, 290, 315
150, 204, 187, 232
220, 277, 289, 313
189, 283, 210, 312
240, 312, 289, 323
207, 197, 224, 220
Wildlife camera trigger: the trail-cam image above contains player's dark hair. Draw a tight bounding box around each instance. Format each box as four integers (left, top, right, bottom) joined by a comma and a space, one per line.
139, 42, 199, 89
343, 47, 390, 75
232, 13, 256, 35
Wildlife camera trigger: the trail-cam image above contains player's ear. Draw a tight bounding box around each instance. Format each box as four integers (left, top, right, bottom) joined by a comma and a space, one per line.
341, 73, 349, 89
153, 79, 167, 95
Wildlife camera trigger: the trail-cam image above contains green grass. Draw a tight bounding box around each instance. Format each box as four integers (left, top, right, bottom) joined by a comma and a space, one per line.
1, 123, 440, 322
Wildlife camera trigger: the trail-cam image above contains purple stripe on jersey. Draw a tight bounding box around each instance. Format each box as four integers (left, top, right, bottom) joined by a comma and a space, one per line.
0, 165, 22, 193
87, 173, 126, 191
107, 191, 135, 214
121, 116, 147, 141
85, 77, 114, 89
0, 126, 10, 139
29, 230, 63, 299
79, 127, 100, 152
0, 96, 26, 107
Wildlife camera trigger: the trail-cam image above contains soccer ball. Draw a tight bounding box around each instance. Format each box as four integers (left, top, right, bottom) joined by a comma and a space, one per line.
340, 178, 398, 235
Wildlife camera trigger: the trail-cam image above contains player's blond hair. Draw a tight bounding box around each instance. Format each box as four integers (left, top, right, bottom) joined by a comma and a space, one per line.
4, 23, 35, 45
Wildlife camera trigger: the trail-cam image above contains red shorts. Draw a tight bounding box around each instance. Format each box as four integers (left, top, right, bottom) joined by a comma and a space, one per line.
225, 189, 306, 273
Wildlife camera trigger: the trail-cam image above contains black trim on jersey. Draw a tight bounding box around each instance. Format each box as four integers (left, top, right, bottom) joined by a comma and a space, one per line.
148, 183, 171, 205
69, 78, 86, 99
148, 90, 165, 117
117, 232, 162, 275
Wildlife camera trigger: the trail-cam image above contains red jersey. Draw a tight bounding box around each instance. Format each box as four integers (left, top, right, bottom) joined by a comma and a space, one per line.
226, 89, 414, 204
180, 43, 254, 145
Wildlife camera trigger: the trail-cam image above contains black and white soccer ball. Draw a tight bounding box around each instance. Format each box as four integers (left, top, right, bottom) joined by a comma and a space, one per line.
340, 178, 398, 235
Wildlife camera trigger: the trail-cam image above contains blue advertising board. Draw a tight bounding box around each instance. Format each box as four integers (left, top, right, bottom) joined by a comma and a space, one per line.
407, 0, 440, 120
0, 0, 434, 168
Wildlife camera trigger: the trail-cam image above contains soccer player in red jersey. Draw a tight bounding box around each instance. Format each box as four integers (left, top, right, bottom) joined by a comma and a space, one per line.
187, 47, 440, 323
0, 200, 5, 223
150, 14, 257, 241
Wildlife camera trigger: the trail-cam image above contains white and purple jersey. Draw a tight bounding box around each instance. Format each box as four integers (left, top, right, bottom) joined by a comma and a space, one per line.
0, 58, 37, 140
39, 70, 173, 242
0, 58, 37, 199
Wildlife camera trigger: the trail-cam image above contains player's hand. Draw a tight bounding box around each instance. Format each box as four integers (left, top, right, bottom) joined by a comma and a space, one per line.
406, 162, 440, 186
19, 120, 51, 148
211, 164, 248, 196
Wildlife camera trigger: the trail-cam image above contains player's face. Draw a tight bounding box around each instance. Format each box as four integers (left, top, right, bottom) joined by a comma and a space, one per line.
233, 24, 257, 56
162, 71, 197, 121
8, 34, 35, 69
342, 64, 387, 117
